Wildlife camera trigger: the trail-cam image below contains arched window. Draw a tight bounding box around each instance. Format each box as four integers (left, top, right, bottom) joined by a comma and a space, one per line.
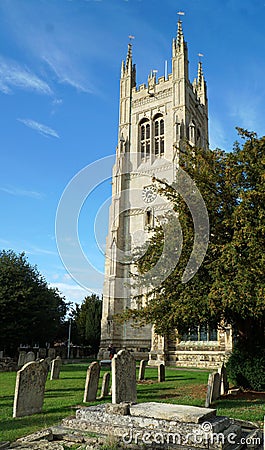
139, 118, 150, 160
153, 114, 164, 157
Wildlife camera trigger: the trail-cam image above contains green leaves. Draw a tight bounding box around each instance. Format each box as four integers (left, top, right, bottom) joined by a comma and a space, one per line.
121, 133, 265, 347
0, 250, 67, 354
74, 294, 102, 353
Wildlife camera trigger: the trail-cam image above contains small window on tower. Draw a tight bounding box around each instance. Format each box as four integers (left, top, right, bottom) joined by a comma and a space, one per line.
153, 113, 165, 157
139, 118, 150, 161
145, 209, 153, 227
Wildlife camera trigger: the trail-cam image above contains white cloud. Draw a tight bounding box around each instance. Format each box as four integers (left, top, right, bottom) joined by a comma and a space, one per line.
0, 186, 43, 199
26, 246, 57, 256
18, 118, 59, 138
0, 56, 52, 95
44, 56, 93, 94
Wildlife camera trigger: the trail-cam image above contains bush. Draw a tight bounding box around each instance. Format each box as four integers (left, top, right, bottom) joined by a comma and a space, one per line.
226, 346, 265, 391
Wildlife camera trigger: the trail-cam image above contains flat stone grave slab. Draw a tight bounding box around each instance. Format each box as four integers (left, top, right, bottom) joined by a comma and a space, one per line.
62, 403, 245, 449
130, 402, 216, 424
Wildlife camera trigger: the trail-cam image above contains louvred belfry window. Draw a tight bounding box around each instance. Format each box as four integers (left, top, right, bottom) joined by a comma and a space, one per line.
153, 114, 164, 157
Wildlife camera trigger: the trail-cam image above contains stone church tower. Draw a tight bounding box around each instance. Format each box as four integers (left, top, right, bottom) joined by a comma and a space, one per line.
99, 22, 231, 366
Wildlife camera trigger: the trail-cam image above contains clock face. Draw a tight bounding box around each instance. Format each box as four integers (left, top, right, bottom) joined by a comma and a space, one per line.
142, 185, 157, 204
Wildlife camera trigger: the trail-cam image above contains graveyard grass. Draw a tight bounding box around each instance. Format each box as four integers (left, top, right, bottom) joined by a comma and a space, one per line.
1, 363, 265, 443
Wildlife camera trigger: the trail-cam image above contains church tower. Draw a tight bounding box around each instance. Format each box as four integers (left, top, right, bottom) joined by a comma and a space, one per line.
98, 21, 209, 360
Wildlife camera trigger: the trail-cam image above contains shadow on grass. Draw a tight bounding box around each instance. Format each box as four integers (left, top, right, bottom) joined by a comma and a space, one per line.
217, 398, 265, 410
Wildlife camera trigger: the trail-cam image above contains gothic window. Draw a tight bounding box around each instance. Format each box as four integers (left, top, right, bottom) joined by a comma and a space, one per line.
153, 114, 165, 157
139, 118, 150, 160
182, 324, 217, 342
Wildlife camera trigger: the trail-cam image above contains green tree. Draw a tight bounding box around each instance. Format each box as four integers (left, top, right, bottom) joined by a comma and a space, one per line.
75, 294, 102, 354
121, 132, 265, 351
209, 129, 265, 350
0, 250, 67, 355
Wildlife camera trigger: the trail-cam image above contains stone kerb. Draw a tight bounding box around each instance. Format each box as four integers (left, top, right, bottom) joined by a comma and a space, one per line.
13, 360, 49, 417
112, 349, 137, 404
50, 356, 61, 380
83, 361, 100, 402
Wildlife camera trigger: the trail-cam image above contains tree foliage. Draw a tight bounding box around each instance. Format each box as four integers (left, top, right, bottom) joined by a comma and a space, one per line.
0, 250, 67, 354
74, 294, 102, 353
121, 131, 265, 349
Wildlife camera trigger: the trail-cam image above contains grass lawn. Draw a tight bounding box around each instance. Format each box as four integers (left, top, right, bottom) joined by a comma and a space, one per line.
0, 363, 264, 443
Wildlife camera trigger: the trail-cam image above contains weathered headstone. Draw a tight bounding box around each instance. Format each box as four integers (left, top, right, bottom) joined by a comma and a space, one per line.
158, 363, 165, 382
13, 360, 48, 417
100, 372, 110, 399
138, 359, 147, 381
83, 361, 100, 402
205, 372, 214, 408
0, 350, 4, 358
39, 348, 47, 359
48, 348, 56, 359
44, 356, 51, 369
24, 351, 35, 364
212, 372, 221, 401
218, 363, 229, 395
205, 371, 221, 407
50, 356, 61, 380
112, 349, 137, 404
18, 351, 26, 368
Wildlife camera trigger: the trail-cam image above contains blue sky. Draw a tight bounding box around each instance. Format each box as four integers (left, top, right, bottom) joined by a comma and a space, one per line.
0, 0, 265, 305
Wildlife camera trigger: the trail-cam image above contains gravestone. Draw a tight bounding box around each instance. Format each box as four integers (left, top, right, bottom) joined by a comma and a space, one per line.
13, 360, 48, 417
218, 364, 229, 395
48, 348, 56, 359
18, 351, 26, 368
158, 363, 165, 382
100, 372, 110, 399
0, 350, 3, 358
138, 359, 147, 381
83, 361, 100, 402
50, 356, 61, 380
212, 372, 221, 401
24, 351, 35, 364
205, 372, 214, 408
44, 356, 51, 370
112, 349, 137, 404
39, 348, 47, 359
